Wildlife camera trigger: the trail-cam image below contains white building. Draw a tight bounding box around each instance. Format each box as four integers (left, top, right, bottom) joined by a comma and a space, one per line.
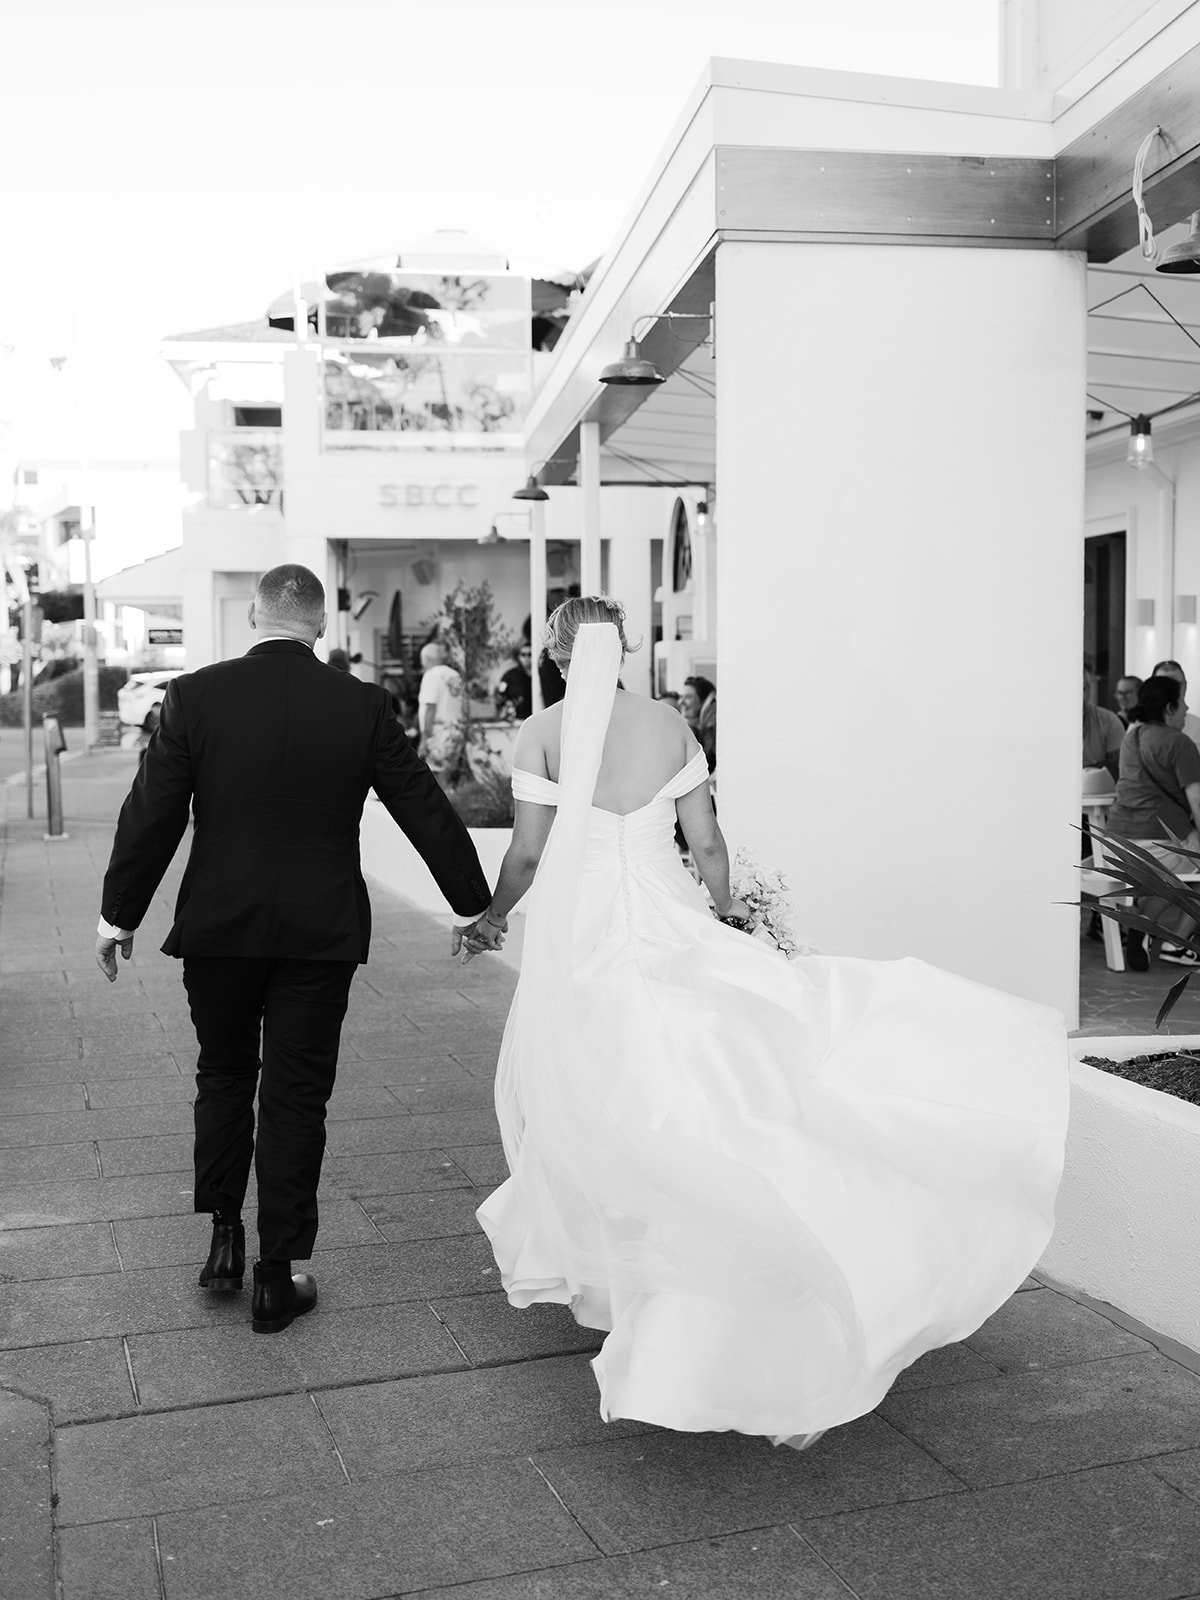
162, 232, 702, 706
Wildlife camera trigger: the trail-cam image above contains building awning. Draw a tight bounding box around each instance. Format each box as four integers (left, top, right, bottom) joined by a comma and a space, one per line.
96, 546, 183, 609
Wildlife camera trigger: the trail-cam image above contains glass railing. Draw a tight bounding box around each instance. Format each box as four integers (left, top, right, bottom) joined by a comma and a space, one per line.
208, 429, 283, 510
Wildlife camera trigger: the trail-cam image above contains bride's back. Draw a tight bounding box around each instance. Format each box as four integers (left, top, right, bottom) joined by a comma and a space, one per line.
533, 691, 695, 815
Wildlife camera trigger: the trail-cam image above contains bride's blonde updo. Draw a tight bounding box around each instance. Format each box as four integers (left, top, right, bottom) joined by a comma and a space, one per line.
544, 594, 640, 669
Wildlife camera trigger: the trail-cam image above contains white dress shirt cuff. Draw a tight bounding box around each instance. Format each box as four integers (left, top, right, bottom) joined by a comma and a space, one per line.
97, 917, 135, 940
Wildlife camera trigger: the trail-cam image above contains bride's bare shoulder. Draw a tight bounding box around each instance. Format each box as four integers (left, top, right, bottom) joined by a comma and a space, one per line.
513, 705, 563, 775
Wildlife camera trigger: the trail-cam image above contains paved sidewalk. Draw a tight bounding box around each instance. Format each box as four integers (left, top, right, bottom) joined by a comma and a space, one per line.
4, 750, 1200, 1600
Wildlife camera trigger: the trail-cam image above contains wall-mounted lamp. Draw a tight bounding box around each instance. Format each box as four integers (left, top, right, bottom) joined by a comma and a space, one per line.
1177, 595, 1198, 625
1158, 211, 1200, 274
1128, 414, 1154, 470
599, 311, 713, 386
350, 590, 379, 620
478, 511, 532, 545
1136, 598, 1156, 626
513, 460, 550, 502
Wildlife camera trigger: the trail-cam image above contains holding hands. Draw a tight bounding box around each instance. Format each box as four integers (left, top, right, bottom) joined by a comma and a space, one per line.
452, 909, 508, 965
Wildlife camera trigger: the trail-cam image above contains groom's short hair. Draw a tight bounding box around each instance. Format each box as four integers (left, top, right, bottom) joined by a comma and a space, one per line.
256, 564, 325, 623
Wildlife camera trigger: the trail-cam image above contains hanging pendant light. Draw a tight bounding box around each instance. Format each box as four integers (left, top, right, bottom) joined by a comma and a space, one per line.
599, 338, 665, 386
1127, 414, 1154, 469
512, 474, 549, 502
1157, 212, 1200, 274
476, 523, 504, 545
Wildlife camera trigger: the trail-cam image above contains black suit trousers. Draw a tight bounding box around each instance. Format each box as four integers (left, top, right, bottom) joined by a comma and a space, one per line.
183, 956, 356, 1261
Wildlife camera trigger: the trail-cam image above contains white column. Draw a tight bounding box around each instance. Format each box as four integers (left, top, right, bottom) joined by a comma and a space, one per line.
606, 533, 653, 695
529, 500, 548, 711
580, 421, 602, 595
714, 240, 1086, 1020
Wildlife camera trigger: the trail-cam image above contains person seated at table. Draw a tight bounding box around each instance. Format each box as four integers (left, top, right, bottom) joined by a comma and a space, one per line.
1113, 674, 1142, 727
1151, 660, 1200, 754
1104, 673, 1200, 972
1083, 663, 1123, 785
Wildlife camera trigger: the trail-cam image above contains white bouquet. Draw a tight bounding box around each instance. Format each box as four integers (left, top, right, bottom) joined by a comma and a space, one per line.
712, 847, 816, 959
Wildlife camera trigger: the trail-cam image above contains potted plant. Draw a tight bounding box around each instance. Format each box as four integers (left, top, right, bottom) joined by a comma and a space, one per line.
1041, 828, 1200, 1356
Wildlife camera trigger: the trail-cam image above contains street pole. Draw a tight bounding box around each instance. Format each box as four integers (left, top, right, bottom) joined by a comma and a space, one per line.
72, 359, 99, 749
22, 591, 33, 819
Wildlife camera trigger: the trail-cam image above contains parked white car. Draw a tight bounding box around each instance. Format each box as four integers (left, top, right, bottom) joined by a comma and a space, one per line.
117, 670, 186, 730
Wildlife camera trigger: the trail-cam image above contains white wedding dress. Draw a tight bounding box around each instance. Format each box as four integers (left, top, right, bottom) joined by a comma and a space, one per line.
476, 626, 1069, 1442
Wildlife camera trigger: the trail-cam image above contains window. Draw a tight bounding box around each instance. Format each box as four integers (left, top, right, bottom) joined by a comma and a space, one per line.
233, 407, 282, 428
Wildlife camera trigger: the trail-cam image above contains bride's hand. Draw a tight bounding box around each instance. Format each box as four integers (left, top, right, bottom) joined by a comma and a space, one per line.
720, 897, 752, 922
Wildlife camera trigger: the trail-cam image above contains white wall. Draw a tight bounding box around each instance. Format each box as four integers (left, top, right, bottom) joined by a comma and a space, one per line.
715, 240, 1087, 1018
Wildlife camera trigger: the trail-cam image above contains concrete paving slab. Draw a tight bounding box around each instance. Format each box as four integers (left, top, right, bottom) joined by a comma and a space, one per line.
324, 1084, 414, 1120
890, 1340, 1004, 1392
0, 1102, 194, 1148
304, 1233, 499, 1308
1147, 1447, 1200, 1504
431, 1293, 604, 1366
0, 1220, 119, 1280
359, 1185, 494, 1242
449, 1143, 510, 1186
317, 1354, 647, 1479
878, 1350, 1200, 1487
153, 1458, 598, 1600
0, 1391, 54, 1599
320, 1148, 474, 1197
95, 1135, 190, 1178
56, 1520, 160, 1600
531, 1416, 961, 1555
964, 1284, 1151, 1372
0, 1260, 258, 1348
0, 1143, 100, 1186
113, 1197, 383, 1272
799, 1460, 1200, 1600
5, 1083, 88, 1114
401, 1525, 857, 1600
56, 1391, 346, 1524
0, 1337, 137, 1423
129, 1301, 470, 1410
83, 1076, 191, 1108
326, 1107, 500, 1156
387, 1076, 495, 1112
0, 1172, 193, 1229
5, 1053, 183, 1087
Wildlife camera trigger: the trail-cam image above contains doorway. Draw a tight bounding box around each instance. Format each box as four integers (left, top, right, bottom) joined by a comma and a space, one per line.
1083, 531, 1126, 710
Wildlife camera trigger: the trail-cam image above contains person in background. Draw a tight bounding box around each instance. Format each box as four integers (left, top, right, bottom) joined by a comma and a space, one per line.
495, 644, 534, 721
658, 691, 682, 712
1151, 661, 1200, 754
327, 648, 351, 673
1082, 663, 1124, 784
417, 641, 464, 787
1113, 674, 1142, 726
681, 676, 717, 773
1105, 673, 1200, 972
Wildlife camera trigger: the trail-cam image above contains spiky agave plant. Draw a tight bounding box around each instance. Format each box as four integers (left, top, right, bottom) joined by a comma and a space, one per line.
1084, 824, 1200, 1026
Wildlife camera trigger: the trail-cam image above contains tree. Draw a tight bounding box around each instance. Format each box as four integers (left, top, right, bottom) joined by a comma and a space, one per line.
422, 578, 514, 787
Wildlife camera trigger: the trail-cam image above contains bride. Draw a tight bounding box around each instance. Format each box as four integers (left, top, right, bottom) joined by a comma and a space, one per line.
458, 595, 1069, 1447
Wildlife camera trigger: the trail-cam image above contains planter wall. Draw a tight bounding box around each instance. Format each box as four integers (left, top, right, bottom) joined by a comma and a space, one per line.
359, 798, 512, 916
1040, 1037, 1200, 1354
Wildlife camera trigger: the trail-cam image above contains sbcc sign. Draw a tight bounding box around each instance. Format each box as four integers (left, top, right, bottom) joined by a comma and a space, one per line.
380, 484, 479, 509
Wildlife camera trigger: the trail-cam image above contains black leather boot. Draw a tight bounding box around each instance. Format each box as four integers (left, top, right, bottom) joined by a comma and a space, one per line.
251, 1260, 317, 1334
198, 1218, 245, 1291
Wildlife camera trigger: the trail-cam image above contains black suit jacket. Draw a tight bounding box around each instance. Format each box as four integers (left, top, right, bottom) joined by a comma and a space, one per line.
101, 640, 491, 962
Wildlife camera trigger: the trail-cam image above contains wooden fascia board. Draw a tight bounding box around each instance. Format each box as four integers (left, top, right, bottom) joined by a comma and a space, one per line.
1056, 39, 1200, 260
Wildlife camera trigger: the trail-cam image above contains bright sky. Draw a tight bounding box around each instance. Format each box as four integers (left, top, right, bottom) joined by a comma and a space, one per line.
0, 0, 998, 473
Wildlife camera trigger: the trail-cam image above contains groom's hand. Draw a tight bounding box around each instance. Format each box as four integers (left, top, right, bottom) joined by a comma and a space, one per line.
95, 932, 135, 982
452, 914, 506, 964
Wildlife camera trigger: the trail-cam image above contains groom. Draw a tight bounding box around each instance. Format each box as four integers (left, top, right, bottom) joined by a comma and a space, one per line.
95, 565, 492, 1331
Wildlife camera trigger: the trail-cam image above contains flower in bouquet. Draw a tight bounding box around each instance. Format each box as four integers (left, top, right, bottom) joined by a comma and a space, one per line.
714, 847, 817, 959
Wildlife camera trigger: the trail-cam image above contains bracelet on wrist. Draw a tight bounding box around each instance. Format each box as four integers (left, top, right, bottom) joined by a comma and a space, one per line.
483, 909, 506, 929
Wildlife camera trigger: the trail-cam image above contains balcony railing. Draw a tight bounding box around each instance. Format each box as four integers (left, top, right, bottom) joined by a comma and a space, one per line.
208, 429, 283, 511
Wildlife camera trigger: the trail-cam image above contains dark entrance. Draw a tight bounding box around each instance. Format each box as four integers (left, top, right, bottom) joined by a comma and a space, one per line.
1083, 531, 1127, 709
